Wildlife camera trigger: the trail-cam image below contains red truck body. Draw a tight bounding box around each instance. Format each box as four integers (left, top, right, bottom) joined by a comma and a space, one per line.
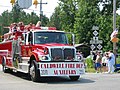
0, 24, 85, 82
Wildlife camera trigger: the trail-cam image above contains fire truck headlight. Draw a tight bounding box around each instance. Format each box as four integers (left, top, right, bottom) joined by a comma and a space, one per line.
42, 56, 48, 60
77, 55, 82, 61
39, 56, 48, 60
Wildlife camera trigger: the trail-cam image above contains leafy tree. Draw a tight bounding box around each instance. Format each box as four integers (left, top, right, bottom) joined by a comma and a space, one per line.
74, 0, 99, 44
0, 6, 49, 35
48, 6, 62, 30
41, 14, 49, 26
11, 2, 21, 23
97, 15, 113, 51
97, 0, 120, 52
58, 0, 78, 32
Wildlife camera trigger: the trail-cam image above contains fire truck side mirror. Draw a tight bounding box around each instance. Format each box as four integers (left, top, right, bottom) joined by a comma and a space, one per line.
72, 34, 75, 45
28, 32, 33, 45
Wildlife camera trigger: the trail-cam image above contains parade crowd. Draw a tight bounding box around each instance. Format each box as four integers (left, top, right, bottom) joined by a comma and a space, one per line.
92, 50, 115, 73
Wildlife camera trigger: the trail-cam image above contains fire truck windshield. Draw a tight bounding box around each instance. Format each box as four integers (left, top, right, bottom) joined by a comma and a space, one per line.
34, 32, 68, 44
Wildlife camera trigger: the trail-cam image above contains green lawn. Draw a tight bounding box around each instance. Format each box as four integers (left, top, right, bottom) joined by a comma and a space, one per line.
85, 67, 96, 73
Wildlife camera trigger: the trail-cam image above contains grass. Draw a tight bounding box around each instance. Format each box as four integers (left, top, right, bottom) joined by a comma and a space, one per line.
85, 67, 96, 73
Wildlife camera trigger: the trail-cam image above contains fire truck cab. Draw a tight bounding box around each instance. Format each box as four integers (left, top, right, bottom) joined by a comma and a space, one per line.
0, 23, 85, 82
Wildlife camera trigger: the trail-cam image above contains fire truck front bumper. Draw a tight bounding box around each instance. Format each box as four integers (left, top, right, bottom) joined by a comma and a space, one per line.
38, 62, 85, 76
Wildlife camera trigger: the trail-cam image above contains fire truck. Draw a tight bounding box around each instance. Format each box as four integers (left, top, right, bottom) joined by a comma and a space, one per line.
0, 22, 85, 82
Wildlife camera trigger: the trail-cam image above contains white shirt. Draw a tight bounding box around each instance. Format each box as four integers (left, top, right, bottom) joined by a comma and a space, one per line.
102, 56, 108, 63
108, 53, 115, 65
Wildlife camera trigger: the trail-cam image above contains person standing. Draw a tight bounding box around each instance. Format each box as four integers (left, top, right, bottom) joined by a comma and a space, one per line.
101, 52, 108, 72
92, 52, 97, 71
107, 50, 115, 73
95, 52, 102, 73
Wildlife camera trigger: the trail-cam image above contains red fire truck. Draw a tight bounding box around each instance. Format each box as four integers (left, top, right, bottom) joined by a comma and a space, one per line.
0, 22, 85, 82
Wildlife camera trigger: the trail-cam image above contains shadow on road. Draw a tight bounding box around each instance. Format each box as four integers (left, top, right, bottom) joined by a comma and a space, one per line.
39, 77, 95, 84
5, 71, 95, 84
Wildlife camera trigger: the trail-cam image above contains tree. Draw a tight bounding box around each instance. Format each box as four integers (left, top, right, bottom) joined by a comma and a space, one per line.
98, 0, 120, 15
97, 0, 120, 51
48, 6, 62, 29
0, 8, 49, 35
58, 0, 78, 32
74, 0, 99, 44
11, 1, 21, 23
40, 14, 49, 26
97, 15, 113, 51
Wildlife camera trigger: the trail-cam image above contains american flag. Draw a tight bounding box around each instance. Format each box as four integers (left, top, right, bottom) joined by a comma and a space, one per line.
110, 29, 118, 40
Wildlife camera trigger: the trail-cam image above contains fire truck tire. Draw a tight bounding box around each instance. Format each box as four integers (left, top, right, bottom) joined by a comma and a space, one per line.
30, 60, 40, 82
2, 57, 9, 73
69, 76, 80, 81
2, 65, 9, 73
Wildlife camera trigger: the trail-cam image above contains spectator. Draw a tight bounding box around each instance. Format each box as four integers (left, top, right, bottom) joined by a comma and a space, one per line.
95, 52, 102, 73
107, 50, 115, 73
101, 52, 108, 72
92, 52, 97, 71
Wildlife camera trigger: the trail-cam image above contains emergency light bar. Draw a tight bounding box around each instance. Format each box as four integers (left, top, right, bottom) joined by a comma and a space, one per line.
32, 27, 56, 30
41, 27, 56, 30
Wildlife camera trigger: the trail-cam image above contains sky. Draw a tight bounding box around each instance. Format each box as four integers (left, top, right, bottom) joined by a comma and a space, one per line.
0, 0, 59, 18
0, 0, 120, 17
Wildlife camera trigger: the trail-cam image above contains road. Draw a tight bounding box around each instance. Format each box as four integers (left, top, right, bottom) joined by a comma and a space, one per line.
0, 65, 120, 90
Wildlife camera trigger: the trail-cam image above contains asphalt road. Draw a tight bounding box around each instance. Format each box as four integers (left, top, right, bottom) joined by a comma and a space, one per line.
0, 65, 120, 90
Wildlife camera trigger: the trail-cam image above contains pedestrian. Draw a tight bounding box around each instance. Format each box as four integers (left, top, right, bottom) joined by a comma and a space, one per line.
95, 52, 102, 73
106, 50, 115, 73
101, 52, 108, 72
92, 52, 97, 71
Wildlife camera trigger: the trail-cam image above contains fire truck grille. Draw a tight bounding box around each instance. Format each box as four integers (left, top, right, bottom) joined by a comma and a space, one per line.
51, 48, 75, 61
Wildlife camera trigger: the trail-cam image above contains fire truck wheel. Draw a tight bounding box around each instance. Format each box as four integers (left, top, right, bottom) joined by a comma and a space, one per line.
2, 57, 9, 73
2, 64, 6, 73
30, 60, 40, 82
69, 76, 80, 81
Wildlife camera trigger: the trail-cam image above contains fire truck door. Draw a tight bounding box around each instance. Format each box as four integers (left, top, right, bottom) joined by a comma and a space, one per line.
21, 45, 32, 57
21, 32, 32, 57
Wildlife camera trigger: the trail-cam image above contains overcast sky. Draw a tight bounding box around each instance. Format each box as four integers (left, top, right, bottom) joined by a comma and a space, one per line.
0, 0, 59, 18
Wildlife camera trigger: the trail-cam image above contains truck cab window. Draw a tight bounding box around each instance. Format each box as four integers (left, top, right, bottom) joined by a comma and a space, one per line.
34, 32, 68, 44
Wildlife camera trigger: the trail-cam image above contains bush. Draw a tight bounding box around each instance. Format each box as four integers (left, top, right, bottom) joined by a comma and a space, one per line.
116, 56, 120, 64
85, 57, 94, 68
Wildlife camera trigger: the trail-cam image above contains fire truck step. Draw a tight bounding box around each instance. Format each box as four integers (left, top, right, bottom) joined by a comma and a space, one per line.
18, 63, 29, 73
18, 63, 29, 66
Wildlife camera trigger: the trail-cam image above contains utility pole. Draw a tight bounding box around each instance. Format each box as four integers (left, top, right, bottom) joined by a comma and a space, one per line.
33, 0, 47, 26
40, 0, 43, 25
39, 0, 47, 26
113, 0, 117, 63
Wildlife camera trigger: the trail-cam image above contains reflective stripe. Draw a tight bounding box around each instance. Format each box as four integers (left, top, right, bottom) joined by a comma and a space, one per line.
21, 57, 30, 60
